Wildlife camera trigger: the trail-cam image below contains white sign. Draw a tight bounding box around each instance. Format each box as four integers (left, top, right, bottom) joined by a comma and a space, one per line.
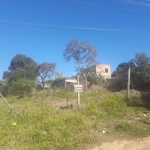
74, 89, 83, 93
74, 84, 83, 88
74, 85, 83, 93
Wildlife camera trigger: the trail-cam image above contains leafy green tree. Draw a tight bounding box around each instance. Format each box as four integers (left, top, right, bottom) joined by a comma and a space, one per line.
131, 52, 150, 89
38, 62, 56, 88
0, 80, 4, 94
3, 54, 38, 96
111, 70, 117, 78
3, 54, 38, 82
3, 71, 10, 81
113, 52, 150, 90
117, 62, 135, 72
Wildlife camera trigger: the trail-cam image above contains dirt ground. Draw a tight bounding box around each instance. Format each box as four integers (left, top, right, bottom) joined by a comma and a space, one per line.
90, 136, 150, 150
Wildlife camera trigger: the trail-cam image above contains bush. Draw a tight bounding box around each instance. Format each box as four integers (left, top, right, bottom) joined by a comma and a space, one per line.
8, 78, 35, 96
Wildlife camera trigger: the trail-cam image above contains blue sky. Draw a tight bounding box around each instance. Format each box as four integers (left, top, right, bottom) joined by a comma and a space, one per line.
0, 0, 150, 79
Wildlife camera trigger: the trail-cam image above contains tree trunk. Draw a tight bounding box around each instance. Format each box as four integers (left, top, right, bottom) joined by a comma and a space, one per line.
85, 75, 87, 90
78, 63, 88, 90
42, 80, 45, 89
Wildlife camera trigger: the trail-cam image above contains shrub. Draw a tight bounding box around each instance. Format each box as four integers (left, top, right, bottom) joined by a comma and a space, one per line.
8, 78, 35, 96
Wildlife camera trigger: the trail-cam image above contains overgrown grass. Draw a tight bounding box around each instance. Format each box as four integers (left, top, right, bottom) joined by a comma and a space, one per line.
0, 89, 150, 150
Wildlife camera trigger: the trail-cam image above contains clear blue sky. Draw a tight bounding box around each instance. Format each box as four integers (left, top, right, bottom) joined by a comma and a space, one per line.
0, 0, 150, 79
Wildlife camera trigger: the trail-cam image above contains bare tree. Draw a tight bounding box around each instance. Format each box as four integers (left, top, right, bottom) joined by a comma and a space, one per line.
63, 39, 98, 89
38, 62, 56, 88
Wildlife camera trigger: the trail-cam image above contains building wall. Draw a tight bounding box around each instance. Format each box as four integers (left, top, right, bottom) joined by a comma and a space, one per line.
84, 64, 111, 79
96, 64, 111, 79
52, 78, 77, 88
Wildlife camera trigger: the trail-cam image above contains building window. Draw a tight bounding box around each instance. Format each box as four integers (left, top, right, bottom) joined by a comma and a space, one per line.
105, 68, 108, 73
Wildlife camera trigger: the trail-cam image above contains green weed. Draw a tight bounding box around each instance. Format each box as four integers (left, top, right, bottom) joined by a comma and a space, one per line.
115, 122, 135, 132
0, 90, 150, 150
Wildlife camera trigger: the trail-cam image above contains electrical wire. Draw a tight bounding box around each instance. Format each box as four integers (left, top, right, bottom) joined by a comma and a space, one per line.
0, 0, 150, 17
115, 0, 150, 7
0, 0, 125, 8
0, 20, 150, 32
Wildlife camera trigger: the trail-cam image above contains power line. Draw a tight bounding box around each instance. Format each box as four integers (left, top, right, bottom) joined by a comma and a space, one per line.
0, 0, 150, 17
0, 0, 125, 8
53, 0, 125, 8
51, 0, 150, 8
0, 20, 150, 32
115, 0, 150, 7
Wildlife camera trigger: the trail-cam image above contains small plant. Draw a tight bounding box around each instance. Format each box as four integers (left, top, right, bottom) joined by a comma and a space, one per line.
85, 102, 98, 116
115, 122, 134, 132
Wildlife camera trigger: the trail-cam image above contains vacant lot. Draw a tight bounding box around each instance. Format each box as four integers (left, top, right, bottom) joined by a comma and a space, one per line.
0, 89, 150, 150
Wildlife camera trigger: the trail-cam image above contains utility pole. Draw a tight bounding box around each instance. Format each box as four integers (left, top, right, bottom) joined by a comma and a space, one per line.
127, 67, 131, 98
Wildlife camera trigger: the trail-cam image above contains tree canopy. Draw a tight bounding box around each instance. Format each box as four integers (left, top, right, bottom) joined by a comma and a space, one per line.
2, 54, 38, 95
114, 52, 150, 90
3, 54, 38, 82
63, 39, 98, 89
63, 39, 98, 71
116, 62, 135, 72
131, 52, 150, 89
38, 62, 56, 88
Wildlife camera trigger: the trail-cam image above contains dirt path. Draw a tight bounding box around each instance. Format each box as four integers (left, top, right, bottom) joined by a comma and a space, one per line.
90, 136, 150, 150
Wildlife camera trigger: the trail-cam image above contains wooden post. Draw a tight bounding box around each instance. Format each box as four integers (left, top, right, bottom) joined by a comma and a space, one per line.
127, 67, 131, 98
77, 76, 80, 107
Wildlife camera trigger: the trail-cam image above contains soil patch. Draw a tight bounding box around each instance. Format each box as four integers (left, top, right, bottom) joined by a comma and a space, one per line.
90, 136, 150, 150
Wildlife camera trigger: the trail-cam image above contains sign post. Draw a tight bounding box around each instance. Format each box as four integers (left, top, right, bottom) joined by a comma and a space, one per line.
74, 76, 83, 107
